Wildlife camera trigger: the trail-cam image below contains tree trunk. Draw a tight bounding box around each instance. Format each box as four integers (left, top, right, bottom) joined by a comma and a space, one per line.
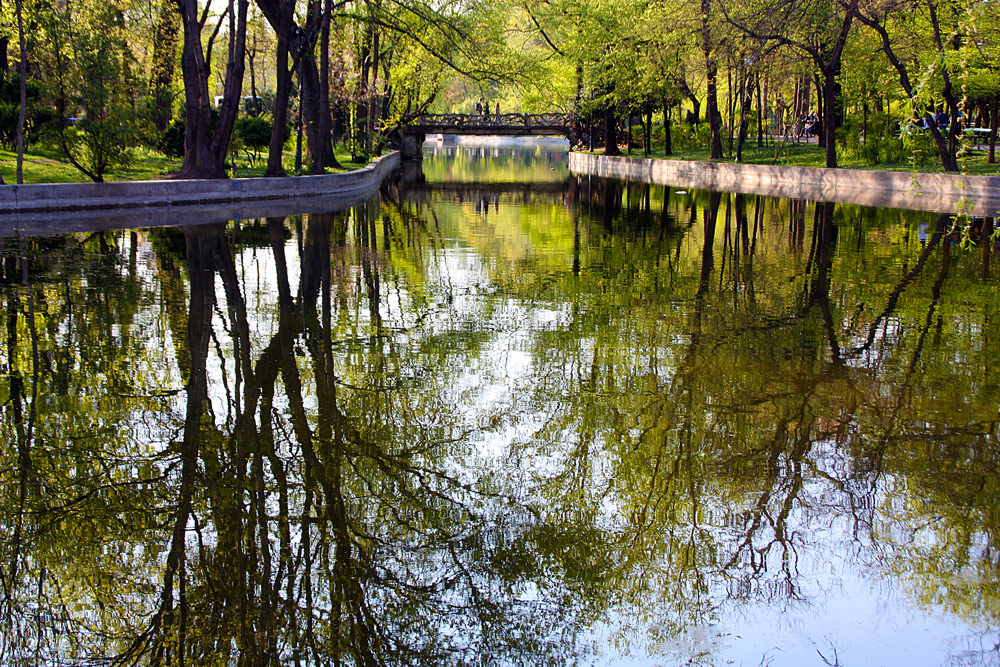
357, 25, 372, 159
15, 0, 26, 184
301, 55, 335, 169
687, 95, 700, 124
315, 0, 341, 171
295, 64, 304, 172
821, 68, 837, 167
800, 77, 809, 120
366, 24, 380, 160
603, 105, 620, 156
573, 63, 584, 142
663, 102, 672, 156
0, 0, 7, 74
176, 0, 248, 179
815, 72, 824, 148
265, 7, 294, 176
644, 105, 652, 157
626, 111, 633, 155
702, 0, 723, 159
726, 59, 735, 154
756, 73, 764, 147
989, 97, 998, 165
736, 71, 750, 163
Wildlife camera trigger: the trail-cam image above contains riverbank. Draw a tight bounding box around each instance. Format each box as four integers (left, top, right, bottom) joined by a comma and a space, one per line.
0, 151, 400, 236
0, 146, 373, 184
568, 151, 1000, 216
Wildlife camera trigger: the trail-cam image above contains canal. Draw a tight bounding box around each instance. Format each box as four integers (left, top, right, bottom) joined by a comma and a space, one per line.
1, 143, 998, 666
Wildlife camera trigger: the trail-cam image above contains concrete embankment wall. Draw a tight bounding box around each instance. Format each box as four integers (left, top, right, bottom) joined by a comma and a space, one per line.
568, 152, 1000, 216
0, 152, 400, 235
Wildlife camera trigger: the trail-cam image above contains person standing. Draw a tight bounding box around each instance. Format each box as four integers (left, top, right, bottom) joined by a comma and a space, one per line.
495, 102, 500, 121
475, 98, 483, 115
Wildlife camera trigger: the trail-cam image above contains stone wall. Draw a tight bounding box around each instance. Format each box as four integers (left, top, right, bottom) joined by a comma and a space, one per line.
568, 152, 1000, 216
0, 152, 400, 215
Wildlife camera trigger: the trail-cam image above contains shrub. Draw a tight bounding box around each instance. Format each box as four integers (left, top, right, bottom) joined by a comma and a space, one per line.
158, 120, 186, 158
837, 114, 908, 166
234, 116, 288, 168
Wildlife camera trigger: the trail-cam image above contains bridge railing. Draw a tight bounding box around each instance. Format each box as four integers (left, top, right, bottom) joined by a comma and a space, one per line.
412, 112, 572, 129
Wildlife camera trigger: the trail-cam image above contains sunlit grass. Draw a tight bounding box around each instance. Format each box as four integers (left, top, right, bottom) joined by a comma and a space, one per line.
0, 145, 181, 183
0, 143, 373, 184
228, 145, 372, 177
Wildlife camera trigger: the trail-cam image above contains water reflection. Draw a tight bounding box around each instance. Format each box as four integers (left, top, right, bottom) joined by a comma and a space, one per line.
1, 146, 998, 666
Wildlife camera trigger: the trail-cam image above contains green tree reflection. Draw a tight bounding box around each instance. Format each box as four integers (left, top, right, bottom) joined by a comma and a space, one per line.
0, 177, 997, 665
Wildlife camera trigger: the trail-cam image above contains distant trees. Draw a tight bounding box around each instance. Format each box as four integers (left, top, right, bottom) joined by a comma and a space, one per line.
516, 0, 997, 171
0, 0, 995, 179
721, 0, 859, 168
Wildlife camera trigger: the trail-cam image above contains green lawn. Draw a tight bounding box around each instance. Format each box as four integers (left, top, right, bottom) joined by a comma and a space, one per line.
600, 138, 1000, 176
0, 144, 373, 184
229, 145, 377, 178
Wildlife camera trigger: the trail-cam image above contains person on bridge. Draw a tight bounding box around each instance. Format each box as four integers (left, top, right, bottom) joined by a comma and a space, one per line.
475, 98, 483, 115
495, 102, 500, 121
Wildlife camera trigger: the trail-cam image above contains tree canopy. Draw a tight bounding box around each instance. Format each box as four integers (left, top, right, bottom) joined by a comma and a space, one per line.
0, 0, 997, 177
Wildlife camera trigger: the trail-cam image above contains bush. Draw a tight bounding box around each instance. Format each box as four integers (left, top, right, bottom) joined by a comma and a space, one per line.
234, 116, 289, 168
671, 121, 711, 152
235, 115, 271, 149
837, 114, 908, 166
159, 109, 226, 159
158, 120, 186, 158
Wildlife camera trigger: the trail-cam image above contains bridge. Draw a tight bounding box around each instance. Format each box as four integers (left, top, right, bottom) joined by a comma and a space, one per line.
395, 113, 575, 159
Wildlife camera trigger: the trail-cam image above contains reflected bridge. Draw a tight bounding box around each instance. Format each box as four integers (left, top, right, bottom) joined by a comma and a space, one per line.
395, 113, 575, 160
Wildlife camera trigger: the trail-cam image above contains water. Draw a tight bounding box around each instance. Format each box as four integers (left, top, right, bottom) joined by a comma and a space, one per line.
1, 143, 998, 666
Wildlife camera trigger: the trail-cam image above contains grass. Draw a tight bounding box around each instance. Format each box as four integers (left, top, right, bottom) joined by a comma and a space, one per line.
0, 143, 373, 184
229, 145, 375, 177
0, 144, 182, 183
593, 137, 1000, 177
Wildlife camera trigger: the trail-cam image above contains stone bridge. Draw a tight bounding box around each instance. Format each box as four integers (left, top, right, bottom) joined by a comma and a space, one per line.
395, 113, 574, 159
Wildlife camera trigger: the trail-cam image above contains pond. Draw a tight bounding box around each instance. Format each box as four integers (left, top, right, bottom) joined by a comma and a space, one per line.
1, 143, 998, 666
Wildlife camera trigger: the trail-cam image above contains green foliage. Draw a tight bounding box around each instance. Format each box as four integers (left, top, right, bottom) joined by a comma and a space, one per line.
158, 120, 186, 158
34, 1, 141, 182
158, 108, 226, 160
0, 72, 49, 149
234, 115, 276, 168
671, 121, 711, 152
837, 115, 909, 166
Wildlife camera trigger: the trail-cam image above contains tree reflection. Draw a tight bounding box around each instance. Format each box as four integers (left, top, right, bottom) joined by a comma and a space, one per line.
54, 214, 596, 666
492, 182, 999, 656
0, 178, 998, 665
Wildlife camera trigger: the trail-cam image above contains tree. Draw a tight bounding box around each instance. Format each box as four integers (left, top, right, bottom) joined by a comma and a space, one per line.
701, 0, 725, 158
252, 0, 297, 175
234, 114, 274, 166
37, 0, 141, 182
14, 0, 26, 183
150, 0, 181, 134
722, 0, 858, 168
175, 0, 248, 178
854, 0, 970, 172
